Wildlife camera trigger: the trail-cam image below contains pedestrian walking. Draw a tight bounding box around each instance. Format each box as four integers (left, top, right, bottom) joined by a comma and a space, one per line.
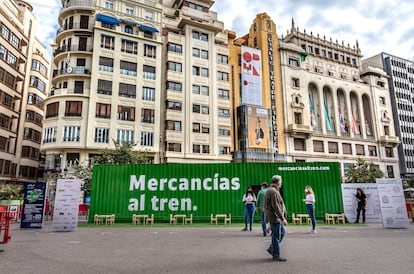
265, 175, 288, 261
256, 182, 269, 236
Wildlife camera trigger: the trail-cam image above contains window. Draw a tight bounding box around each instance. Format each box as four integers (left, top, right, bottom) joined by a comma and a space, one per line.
100, 35, 115, 50
31, 60, 47, 76
384, 125, 389, 135
356, 144, 365, 155
289, 58, 299, 67
217, 71, 229, 81
97, 79, 112, 95
96, 103, 111, 119
119, 83, 136, 98
116, 129, 134, 144
21, 146, 40, 160
218, 109, 230, 117
217, 54, 228, 64
167, 143, 181, 152
94, 128, 110, 143
192, 123, 200, 133
167, 81, 182, 91
74, 81, 84, 94
121, 39, 138, 54
141, 131, 154, 146
142, 87, 155, 101
202, 125, 209, 133
313, 140, 324, 152
141, 108, 154, 123
218, 89, 229, 99
368, 145, 377, 156
192, 31, 208, 42
29, 76, 45, 92
192, 48, 208, 59
167, 101, 182, 111
193, 144, 200, 153
143, 65, 156, 79
385, 147, 394, 157
189, 2, 204, 11
294, 112, 302, 124
120, 61, 137, 76
0, 113, 11, 130
168, 43, 182, 53
292, 78, 300, 88
192, 66, 208, 77
342, 143, 352, 155
192, 85, 209, 95
42, 127, 57, 144
63, 126, 80, 142
166, 120, 181, 131
99, 57, 113, 72
105, 1, 114, 9
45, 102, 59, 118
126, 6, 134, 15
121, 23, 132, 33
386, 165, 395, 178
144, 44, 156, 58
328, 142, 338, 153
220, 146, 230, 155
117, 105, 135, 121
65, 101, 82, 116
379, 96, 386, 105
23, 128, 41, 143
1, 25, 9, 40
219, 128, 230, 136
168, 61, 182, 72
294, 138, 306, 151
145, 11, 153, 20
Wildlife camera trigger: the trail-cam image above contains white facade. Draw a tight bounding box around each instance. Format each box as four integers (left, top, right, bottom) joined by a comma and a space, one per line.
279, 21, 400, 179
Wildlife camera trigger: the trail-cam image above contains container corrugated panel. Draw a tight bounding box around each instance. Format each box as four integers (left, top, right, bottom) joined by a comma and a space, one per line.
89, 162, 343, 222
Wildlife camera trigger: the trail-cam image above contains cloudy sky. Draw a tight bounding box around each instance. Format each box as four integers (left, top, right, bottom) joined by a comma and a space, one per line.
31, 0, 414, 60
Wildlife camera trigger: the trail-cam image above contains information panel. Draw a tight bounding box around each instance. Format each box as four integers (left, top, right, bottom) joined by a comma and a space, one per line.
20, 182, 47, 229
376, 178, 409, 228
52, 179, 81, 232
341, 183, 382, 223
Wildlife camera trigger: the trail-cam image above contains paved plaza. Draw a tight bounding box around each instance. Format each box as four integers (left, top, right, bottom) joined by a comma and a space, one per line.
1, 221, 414, 274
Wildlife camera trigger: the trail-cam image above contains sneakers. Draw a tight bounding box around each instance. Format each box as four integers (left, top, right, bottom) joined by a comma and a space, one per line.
266, 247, 272, 255
310, 230, 317, 234
273, 257, 287, 261
266, 227, 271, 234
242, 228, 248, 231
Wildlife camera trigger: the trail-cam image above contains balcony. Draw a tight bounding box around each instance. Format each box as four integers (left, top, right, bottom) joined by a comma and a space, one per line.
56, 22, 93, 36
379, 135, 400, 147
60, 0, 95, 15
287, 124, 313, 138
52, 66, 91, 79
48, 88, 90, 97
53, 44, 93, 57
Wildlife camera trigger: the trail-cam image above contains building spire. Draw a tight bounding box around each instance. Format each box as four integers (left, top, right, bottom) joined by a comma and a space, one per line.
291, 17, 295, 29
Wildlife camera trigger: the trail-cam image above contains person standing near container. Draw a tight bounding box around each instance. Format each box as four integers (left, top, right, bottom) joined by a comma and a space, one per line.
302, 185, 316, 233
355, 188, 367, 223
265, 175, 288, 261
256, 182, 269, 236
242, 187, 256, 231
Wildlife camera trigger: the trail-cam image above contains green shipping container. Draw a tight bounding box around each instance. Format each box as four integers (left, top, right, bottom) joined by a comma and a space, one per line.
89, 162, 343, 223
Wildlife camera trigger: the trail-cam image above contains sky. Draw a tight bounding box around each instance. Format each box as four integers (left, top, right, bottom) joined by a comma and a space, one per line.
30, 0, 414, 60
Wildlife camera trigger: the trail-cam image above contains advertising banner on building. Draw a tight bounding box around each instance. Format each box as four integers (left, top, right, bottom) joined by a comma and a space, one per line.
247, 107, 270, 149
376, 178, 409, 228
241, 46, 262, 106
52, 179, 81, 232
341, 183, 382, 223
20, 182, 47, 229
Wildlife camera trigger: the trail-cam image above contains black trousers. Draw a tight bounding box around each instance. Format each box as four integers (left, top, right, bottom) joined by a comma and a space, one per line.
356, 205, 366, 223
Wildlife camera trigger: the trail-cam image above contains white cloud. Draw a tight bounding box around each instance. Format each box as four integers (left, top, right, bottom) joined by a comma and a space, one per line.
214, 0, 414, 59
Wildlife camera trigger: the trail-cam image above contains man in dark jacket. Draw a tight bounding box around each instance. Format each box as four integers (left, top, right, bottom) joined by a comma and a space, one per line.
265, 175, 288, 261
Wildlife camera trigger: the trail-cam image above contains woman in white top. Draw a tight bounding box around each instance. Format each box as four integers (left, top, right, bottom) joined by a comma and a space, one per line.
242, 187, 256, 231
302, 185, 316, 233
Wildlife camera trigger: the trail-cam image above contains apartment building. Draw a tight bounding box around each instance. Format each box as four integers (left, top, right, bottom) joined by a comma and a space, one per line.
227, 13, 287, 162
42, 0, 163, 172
161, 0, 232, 163
279, 20, 400, 179
363, 53, 414, 178
0, 0, 48, 184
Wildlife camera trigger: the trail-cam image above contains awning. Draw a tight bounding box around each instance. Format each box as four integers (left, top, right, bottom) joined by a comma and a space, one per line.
120, 19, 139, 26
139, 24, 159, 33
96, 14, 119, 25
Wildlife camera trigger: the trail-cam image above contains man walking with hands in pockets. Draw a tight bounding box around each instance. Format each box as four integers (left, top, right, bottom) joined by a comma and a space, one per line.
265, 175, 288, 261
